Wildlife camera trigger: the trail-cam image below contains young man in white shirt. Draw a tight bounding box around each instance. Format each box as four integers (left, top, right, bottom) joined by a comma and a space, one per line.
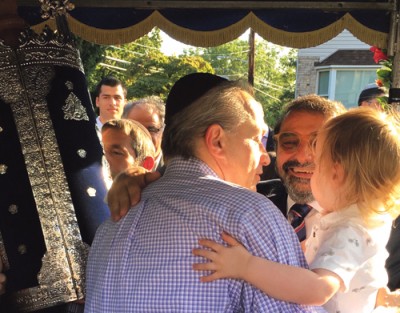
94, 76, 127, 131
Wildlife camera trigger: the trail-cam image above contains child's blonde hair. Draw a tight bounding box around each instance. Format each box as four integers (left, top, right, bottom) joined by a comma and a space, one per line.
319, 107, 400, 222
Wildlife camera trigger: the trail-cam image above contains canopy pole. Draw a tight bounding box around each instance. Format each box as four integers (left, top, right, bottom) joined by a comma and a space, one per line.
248, 29, 255, 86
388, 0, 400, 106
387, 1, 398, 57
392, 24, 400, 89
391, 0, 400, 88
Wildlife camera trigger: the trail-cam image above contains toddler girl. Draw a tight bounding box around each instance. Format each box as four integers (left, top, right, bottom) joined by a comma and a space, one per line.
193, 108, 400, 312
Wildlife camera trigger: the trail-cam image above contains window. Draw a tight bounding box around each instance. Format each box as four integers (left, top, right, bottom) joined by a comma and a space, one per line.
335, 70, 377, 107
317, 71, 329, 97
317, 68, 378, 108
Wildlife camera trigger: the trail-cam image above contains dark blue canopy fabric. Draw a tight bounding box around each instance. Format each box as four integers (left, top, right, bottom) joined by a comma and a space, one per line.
17, 1, 391, 48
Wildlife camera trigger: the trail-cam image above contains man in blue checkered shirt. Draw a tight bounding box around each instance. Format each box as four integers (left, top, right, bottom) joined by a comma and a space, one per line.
85, 73, 325, 313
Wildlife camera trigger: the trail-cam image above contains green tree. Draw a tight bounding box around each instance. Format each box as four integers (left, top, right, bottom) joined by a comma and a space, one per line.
75, 36, 107, 88
85, 29, 164, 97
188, 41, 249, 81
186, 37, 297, 127
77, 29, 296, 126
127, 55, 214, 101
78, 28, 214, 102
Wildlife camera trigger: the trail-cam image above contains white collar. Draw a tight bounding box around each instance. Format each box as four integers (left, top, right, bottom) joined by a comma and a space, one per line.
96, 116, 103, 130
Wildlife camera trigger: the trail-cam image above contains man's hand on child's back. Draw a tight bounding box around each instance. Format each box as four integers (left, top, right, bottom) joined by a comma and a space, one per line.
107, 167, 161, 221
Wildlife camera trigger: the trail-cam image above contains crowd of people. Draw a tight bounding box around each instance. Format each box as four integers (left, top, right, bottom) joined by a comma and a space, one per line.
1, 72, 400, 313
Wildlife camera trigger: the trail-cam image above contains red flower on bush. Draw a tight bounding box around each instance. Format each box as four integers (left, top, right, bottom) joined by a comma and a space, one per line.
375, 79, 384, 87
370, 46, 388, 63
370, 46, 392, 90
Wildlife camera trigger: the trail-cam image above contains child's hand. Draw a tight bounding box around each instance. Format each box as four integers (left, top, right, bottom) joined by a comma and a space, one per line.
192, 232, 251, 282
107, 167, 161, 221
375, 286, 400, 308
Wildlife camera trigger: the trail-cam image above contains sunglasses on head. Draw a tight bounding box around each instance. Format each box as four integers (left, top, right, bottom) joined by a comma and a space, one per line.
273, 132, 317, 153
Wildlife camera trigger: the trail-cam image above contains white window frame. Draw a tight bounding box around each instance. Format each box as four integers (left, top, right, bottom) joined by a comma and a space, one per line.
316, 65, 380, 100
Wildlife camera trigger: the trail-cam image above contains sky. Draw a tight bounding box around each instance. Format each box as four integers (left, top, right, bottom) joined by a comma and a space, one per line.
159, 29, 292, 56
159, 29, 253, 56
160, 31, 195, 56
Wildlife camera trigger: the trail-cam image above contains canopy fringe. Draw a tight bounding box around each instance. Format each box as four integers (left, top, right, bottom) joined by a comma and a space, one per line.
252, 13, 387, 49
30, 11, 388, 49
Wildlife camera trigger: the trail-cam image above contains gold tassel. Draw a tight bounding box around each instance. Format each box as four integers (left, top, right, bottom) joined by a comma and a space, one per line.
251, 12, 387, 49
29, 11, 388, 49
153, 11, 249, 47
343, 13, 387, 49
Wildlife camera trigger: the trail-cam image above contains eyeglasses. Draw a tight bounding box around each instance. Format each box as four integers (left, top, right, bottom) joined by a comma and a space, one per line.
147, 126, 163, 134
273, 132, 317, 153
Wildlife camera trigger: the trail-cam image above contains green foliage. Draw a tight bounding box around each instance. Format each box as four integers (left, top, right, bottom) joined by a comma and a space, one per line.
377, 65, 392, 82
186, 38, 297, 127
77, 29, 297, 127
75, 36, 107, 88
78, 28, 214, 102
188, 41, 249, 80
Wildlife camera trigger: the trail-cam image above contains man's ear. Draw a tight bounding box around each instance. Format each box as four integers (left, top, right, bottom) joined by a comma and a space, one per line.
204, 124, 226, 159
142, 156, 155, 171
95, 97, 100, 108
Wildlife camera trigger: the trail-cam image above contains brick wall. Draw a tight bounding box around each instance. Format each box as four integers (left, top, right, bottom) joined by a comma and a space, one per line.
296, 56, 320, 97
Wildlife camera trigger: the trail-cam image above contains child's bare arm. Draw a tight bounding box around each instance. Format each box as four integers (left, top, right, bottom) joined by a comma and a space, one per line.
375, 287, 400, 308
193, 232, 252, 282
193, 232, 342, 306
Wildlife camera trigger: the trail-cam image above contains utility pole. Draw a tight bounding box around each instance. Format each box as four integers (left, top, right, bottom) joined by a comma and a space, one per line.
248, 28, 255, 86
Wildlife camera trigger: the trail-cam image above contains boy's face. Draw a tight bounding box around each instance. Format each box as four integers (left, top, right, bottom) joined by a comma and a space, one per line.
96, 84, 126, 123
102, 128, 137, 179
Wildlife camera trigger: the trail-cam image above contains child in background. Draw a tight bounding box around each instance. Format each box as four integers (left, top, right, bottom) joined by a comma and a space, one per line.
193, 108, 400, 313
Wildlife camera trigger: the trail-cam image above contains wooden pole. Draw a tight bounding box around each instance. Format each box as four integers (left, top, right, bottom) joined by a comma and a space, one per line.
392, 23, 400, 89
388, 0, 400, 106
18, 0, 393, 10
248, 28, 255, 86
391, 0, 400, 88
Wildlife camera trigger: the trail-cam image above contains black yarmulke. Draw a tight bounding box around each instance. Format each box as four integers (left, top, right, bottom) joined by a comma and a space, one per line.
165, 73, 227, 124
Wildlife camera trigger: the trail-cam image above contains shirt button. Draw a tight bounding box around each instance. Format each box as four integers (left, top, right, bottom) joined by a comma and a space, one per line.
0, 164, 7, 175
8, 204, 18, 214
87, 187, 96, 197
18, 244, 27, 255
77, 149, 87, 158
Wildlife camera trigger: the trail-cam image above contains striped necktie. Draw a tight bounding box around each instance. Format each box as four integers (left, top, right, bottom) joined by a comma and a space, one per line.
288, 203, 312, 242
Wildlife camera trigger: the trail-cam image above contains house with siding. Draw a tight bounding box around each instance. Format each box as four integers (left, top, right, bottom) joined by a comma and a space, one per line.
296, 29, 380, 108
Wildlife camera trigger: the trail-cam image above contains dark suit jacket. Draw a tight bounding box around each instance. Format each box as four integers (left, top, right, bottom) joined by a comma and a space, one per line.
256, 178, 288, 217
386, 216, 400, 290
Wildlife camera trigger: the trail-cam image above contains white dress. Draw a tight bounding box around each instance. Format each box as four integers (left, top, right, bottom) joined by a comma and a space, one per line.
305, 204, 392, 313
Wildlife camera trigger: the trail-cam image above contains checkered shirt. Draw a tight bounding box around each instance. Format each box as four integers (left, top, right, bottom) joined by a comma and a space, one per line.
85, 157, 325, 313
